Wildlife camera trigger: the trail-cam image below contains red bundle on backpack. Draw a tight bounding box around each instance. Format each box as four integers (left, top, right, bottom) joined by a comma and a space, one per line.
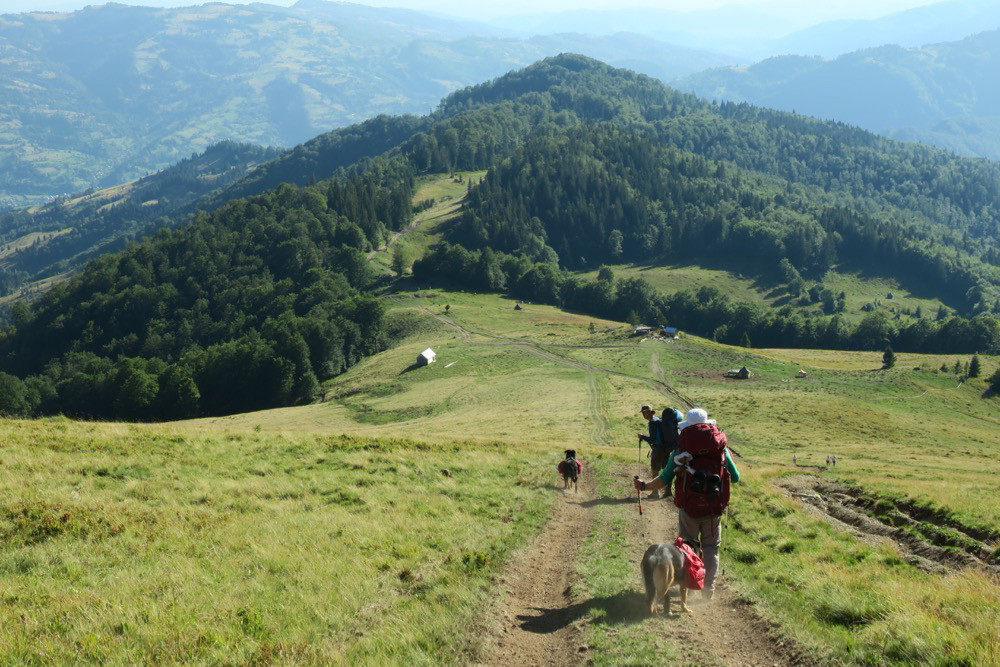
674, 537, 706, 590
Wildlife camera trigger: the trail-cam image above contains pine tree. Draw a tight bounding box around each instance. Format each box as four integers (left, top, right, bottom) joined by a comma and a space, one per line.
739, 331, 751, 348
969, 355, 981, 378
953, 360, 962, 373
988, 367, 1000, 393
882, 345, 896, 369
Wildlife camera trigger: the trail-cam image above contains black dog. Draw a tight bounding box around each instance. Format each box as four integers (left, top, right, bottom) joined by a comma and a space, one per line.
559, 449, 581, 492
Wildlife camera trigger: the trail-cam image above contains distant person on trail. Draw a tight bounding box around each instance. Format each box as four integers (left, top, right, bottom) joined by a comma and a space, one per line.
633, 407, 740, 600
637, 405, 665, 499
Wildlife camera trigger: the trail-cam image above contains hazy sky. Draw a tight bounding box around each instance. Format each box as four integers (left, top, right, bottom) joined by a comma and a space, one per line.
6, 0, 937, 23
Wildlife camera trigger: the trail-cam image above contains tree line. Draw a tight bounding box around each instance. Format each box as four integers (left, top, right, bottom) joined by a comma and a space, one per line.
414, 242, 1000, 355
0, 171, 410, 420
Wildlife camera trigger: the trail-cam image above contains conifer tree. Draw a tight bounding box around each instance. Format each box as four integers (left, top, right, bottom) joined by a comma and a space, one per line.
739, 331, 751, 348
882, 345, 896, 369
969, 355, 981, 378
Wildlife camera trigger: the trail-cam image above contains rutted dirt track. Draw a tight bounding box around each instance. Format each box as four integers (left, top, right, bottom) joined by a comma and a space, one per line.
438, 308, 806, 664
483, 465, 806, 666
629, 468, 805, 667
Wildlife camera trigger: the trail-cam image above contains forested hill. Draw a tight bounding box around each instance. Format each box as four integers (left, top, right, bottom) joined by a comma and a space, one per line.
428, 55, 1000, 314
1, 54, 999, 421
0, 141, 280, 296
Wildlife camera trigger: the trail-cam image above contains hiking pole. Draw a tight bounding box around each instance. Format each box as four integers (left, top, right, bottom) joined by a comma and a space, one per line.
635, 436, 644, 516
633, 476, 644, 515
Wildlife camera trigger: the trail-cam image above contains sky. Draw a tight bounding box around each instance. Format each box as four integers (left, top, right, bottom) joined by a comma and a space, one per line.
5, 0, 938, 23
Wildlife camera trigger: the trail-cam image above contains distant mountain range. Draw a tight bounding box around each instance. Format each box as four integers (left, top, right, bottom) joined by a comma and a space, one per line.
0, 0, 732, 206
676, 28, 1000, 159
767, 0, 1000, 58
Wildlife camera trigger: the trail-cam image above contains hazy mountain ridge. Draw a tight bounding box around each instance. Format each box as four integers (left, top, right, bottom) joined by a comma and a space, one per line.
0, 1, 733, 206
676, 28, 1000, 159
0, 140, 281, 292
770, 0, 1000, 58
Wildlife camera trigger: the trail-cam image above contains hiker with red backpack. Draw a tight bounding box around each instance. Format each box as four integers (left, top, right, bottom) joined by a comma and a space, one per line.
632, 407, 740, 600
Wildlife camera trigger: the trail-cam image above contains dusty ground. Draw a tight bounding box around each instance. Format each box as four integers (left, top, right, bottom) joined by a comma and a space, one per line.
482, 465, 808, 666
482, 475, 595, 666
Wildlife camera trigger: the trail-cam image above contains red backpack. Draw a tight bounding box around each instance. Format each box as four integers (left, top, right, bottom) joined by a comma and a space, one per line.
672, 423, 731, 517
674, 537, 705, 590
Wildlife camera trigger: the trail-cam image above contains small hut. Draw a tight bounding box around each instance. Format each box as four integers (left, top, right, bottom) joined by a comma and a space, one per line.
662, 326, 679, 338
632, 326, 654, 336
796, 370, 808, 378
726, 366, 751, 379
417, 348, 437, 366
514, 303, 522, 311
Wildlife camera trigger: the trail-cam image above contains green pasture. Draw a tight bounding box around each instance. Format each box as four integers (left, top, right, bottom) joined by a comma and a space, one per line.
584, 262, 947, 324
0, 419, 553, 664
4, 288, 999, 663
369, 172, 484, 276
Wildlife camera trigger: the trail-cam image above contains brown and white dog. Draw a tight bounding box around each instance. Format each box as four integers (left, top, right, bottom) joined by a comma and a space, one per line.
640, 540, 701, 615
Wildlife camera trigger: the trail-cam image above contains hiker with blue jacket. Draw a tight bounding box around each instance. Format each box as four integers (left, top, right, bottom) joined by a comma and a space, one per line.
637, 405, 675, 498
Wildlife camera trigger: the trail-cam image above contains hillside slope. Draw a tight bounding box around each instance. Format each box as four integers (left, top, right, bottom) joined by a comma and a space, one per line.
0, 141, 280, 294
676, 29, 1000, 159
0, 2, 732, 206
2, 55, 1000, 425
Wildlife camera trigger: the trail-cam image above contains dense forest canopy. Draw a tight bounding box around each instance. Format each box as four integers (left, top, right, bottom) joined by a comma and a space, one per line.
0, 159, 415, 420
1, 54, 999, 420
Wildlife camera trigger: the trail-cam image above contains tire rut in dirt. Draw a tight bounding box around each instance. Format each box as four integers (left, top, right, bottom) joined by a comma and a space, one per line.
779, 475, 1000, 575
482, 472, 596, 666
617, 464, 808, 667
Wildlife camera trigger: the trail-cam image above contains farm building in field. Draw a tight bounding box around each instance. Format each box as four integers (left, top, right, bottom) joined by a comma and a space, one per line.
725, 366, 751, 379
417, 348, 437, 366
633, 326, 654, 336
661, 326, 680, 338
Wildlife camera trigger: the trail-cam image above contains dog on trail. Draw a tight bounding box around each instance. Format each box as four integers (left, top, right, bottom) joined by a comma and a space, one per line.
641, 539, 701, 615
558, 449, 582, 492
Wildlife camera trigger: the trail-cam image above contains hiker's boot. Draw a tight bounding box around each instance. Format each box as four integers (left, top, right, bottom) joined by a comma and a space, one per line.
646, 489, 660, 500
702, 588, 715, 601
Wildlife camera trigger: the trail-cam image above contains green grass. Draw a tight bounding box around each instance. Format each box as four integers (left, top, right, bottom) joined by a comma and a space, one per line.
0, 420, 553, 663
580, 262, 948, 324
724, 476, 1000, 666
4, 287, 1000, 663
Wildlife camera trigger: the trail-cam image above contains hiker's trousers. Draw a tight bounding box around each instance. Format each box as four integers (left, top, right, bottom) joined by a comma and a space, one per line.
677, 509, 721, 592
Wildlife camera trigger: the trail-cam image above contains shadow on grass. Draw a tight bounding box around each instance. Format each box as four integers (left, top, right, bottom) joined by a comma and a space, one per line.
398, 362, 422, 375
517, 590, 649, 633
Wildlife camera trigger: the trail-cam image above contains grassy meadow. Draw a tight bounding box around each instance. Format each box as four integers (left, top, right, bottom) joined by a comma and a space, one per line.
584, 261, 948, 324
0, 419, 553, 664
3, 288, 999, 663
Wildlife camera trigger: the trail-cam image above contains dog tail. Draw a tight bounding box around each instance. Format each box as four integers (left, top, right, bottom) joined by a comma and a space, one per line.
641, 544, 657, 604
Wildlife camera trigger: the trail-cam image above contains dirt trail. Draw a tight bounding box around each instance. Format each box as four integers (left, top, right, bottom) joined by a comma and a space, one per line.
442, 307, 805, 664
585, 373, 610, 447
628, 469, 805, 666
483, 474, 596, 666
